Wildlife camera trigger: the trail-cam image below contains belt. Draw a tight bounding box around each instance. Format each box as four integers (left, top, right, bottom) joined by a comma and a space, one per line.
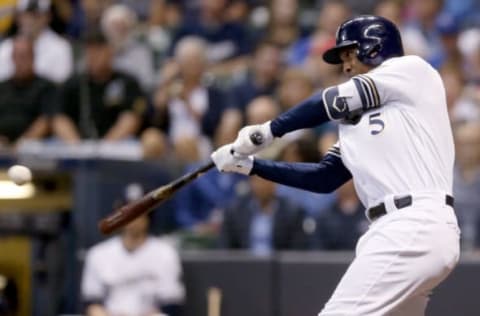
367, 194, 454, 221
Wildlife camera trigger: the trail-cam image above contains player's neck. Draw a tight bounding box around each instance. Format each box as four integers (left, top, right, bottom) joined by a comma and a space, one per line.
122, 233, 148, 252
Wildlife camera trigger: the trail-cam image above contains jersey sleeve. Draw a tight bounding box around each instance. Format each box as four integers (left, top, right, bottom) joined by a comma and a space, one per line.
322, 56, 428, 120
251, 143, 352, 193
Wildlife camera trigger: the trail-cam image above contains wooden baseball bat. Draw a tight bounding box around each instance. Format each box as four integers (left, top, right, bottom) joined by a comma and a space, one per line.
98, 161, 214, 234
98, 132, 265, 235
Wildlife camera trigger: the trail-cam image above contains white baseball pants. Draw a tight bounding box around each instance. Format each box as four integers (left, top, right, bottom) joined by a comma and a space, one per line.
319, 193, 461, 316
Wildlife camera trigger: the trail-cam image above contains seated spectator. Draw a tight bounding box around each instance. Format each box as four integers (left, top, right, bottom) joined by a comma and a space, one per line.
101, 4, 155, 92
459, 29, 480, 83
276, 68, 339, 155
81, 214, 185, 316
436, 13, 462, 68
452, 121, 480, 250
0, 0, 73, 84
402, 0, 446, 68
144, 36, 228, 160
228, 40, 283, 112
172, 96, 280, 241
174, 164, 246, 239
146, 0, 182, 70
0, 36, 54, 145
219, 176, 308, 254
215, 95, 280, 146
302, 37, 344, 89
229, 96, 281, 159
225, 0, 252, 24
374, 0, 404, 28
52, 30, 146, 142
315, 180, 368, 250
440, 61, 480, 121
289, 1, 350, 89
287, 0, 351, 66
65, 0, 109, 39
116, 0, 151, 21
169, 0, 251, 76
277, 68, 315, 111
266, 0, 304, 53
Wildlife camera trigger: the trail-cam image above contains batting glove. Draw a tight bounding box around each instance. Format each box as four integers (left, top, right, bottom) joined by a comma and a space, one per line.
231, 121, 274, 156
211, 144, 254, 175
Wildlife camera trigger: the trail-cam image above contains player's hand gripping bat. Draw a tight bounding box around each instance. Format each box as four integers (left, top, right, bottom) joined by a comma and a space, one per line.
98, 132, 265, 234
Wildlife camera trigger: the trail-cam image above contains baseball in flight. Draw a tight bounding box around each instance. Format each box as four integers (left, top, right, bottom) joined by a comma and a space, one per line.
7, 165, 32, 185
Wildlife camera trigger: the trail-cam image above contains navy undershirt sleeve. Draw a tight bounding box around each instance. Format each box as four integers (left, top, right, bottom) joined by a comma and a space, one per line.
250, 154, 352, 193
270, 92, 329, 137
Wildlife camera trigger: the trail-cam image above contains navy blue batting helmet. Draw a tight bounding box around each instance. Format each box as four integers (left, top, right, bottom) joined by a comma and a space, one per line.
323, 15, 404, 66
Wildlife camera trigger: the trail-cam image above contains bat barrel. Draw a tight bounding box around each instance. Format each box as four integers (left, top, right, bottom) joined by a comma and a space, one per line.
99, 160, 215, 235
98, 193, 158, 234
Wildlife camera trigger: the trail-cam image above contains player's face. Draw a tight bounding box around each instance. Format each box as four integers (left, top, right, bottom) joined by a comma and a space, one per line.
339, 47, 372, 77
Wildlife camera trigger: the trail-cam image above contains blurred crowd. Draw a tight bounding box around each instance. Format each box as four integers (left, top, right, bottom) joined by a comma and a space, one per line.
1, 0, 480, 314
1, 0, 480, 247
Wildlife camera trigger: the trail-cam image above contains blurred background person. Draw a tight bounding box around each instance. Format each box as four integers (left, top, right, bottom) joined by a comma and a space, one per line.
440, 61, 480, 121
275, 68, 338, 150
0, 0, 73, 84
0, 35, 55, 146
52, 29, 145, 143
287, 0, 351, 67
146, 0, 183, 70
65, 0, 113, 39
81, 214, 185, 316
302, 37, 345, 89
143, 36, 228, 161
228, 40, 283, 113
266, 0, 303, 55
214, 42, 284, 146
172, 96, 280, 245
239, 96, 282, 159
169, 0, 251, 76
373, 0, 404, 28
101, 4, 155, 92
219, 176, 308, 254
401, 0, 446, 68
173, 166, 246, 246
452, 121, 480, 250
277, 68, 315, 112
315, 181, 368, 250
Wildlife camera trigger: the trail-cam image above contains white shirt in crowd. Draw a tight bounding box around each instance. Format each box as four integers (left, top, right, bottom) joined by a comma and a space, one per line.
81, 236, 185, 316
0, 28, 73, 83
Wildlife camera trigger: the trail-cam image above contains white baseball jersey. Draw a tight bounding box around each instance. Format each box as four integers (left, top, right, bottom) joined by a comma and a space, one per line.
81, 236, 185, 315
319, 55, 459, 316
325, 55, 454, 209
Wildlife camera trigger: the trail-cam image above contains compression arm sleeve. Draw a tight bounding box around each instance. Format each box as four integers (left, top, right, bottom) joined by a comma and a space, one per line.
270, 92, 328, 137
250, 153, 352, 193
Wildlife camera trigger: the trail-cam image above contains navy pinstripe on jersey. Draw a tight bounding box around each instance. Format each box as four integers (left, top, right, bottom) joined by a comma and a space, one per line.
353, 75, 380, 110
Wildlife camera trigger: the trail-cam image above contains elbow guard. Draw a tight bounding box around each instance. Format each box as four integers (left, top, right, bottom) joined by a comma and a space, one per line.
322, 76, 380, 123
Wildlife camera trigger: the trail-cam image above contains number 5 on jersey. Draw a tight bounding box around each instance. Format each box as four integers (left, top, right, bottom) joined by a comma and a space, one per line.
369, 113, 384, 135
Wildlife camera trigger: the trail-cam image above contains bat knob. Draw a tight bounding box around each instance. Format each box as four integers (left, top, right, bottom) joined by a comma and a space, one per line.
250, 132, 264, 146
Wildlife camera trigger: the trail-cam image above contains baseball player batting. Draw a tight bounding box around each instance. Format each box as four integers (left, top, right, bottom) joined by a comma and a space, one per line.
211, 15, 460, 316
